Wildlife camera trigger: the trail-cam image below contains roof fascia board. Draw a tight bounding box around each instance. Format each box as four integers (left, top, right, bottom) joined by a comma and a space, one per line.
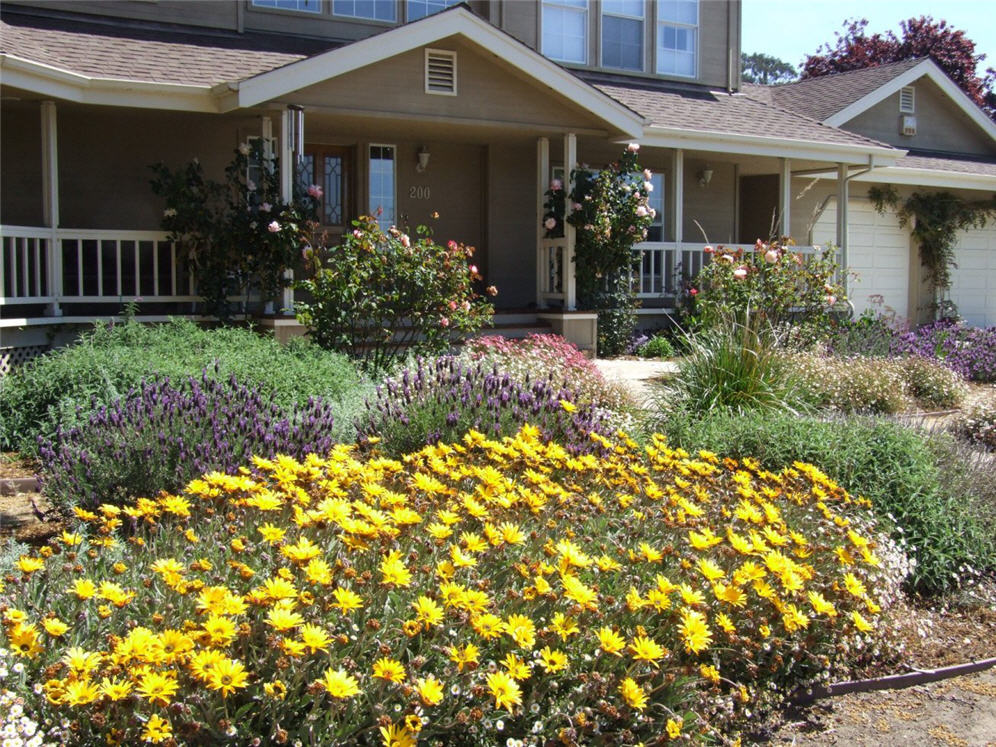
825, 60, 996, 142
639, 126, 902, 164
234, 8, 644, 136
0, 54, 218, 112
801, 165, 996, 191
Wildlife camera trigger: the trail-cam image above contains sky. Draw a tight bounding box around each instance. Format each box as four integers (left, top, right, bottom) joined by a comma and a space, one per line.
741, 0, 996, 78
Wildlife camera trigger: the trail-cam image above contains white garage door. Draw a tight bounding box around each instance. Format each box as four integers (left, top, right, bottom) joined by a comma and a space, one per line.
951, 225, 996, 327
813, 197, 910, 320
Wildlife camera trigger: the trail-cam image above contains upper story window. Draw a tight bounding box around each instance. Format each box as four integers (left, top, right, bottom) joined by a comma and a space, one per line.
656, 0, 697, 77
251, 0, 322, 12
601, 0, 644, 72
542, 0, 588, 65
332, 0, 396, 22
407, 0, 457, 21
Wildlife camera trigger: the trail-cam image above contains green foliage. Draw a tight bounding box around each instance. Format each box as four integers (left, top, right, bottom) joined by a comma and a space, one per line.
869, 186, 996, 300
659, 410, 996, 593
0, 317, 367, 454
567, 146, 656, 356
295, 216, 494, 374
636, 334, 676, 359
150, 141, 319, 318
740, 51, 797, 84
956, 396, 996, 452
900, 356, 969, 409
692, 240, 845, 331
662, 312, 811, 417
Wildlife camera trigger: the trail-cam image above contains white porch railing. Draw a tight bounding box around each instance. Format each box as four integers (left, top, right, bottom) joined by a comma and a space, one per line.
538, 237, 568, 305
1, 226, 196, 308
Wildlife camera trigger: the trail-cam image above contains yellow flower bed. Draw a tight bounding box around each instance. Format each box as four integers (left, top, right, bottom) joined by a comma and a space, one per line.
1, 426, 897, 745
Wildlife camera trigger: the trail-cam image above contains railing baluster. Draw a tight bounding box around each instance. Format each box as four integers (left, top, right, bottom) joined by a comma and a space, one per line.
0, 237, 6, 297
20, 238, 29, 298
33, 238, 42, 296
10, 238, 19, 297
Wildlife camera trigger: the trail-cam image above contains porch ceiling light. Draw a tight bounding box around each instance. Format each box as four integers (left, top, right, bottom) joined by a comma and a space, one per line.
698, 167, 713, 188
416, 147, 431, 173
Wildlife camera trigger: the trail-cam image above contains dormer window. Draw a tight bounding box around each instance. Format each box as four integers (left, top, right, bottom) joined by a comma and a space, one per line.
656, 0, 698, 77
542, 0, 588, 65
900, 86, 915, 114
251, 0, 321, 13
602, 1, 644, 72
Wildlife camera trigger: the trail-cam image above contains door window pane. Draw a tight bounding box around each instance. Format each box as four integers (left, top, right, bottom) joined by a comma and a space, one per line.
369, 145, 396, 232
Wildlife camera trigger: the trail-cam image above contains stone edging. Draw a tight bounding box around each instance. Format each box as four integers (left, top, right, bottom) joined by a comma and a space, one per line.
0, 476, 41, 496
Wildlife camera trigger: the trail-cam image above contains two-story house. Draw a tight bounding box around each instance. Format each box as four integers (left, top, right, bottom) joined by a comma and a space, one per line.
2, 0, 994, 363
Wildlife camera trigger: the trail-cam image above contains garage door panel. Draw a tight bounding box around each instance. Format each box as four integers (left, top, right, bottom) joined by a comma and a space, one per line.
951, 226, 996, 327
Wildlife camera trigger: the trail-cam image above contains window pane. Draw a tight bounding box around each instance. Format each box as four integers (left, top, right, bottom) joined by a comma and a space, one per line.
542, 3, 587, 64
658, 0, 697, 24
407, 0, 455, 20
647, 172, 664, 242
657, 24, 696, 76
602, 0, 642, 17
252, 0, 322, 12
333, 0, 396, 21
369, 146, 395, 232
602, 15, 643, 70
324, 156, 344, 225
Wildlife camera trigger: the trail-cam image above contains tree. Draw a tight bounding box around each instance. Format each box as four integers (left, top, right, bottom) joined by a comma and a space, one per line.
741, 52, 797, 84
801, 17, 996, 120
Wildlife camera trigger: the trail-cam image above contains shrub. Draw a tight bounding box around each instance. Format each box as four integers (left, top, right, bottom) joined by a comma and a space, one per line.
2, 427, 902, 745
37, 372, 339, 512
663, 312, 811, 417
823, 309, 898, 357
295, 216, 494, 373
955, 394, 996, 451
636, 334, 676, 359
891, 320, 996, 382
356, 356, 617, 457
899, 356, 968, 409
0, 317, 366, 455
660, 410, 996, 593
692, 240, 844, 331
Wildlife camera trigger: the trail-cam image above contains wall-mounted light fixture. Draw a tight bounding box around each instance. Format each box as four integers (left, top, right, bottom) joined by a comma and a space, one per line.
698, 166, 714, 188
416, 147, 431, 173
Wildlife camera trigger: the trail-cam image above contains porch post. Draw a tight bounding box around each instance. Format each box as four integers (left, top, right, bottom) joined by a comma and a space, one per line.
535, 136, 550, 310
673, 149, 684, 245
563, 132, 577, 310
278, 111, 295, 315
40, 101, 62, 316
836, 163, 849, 298
779, 157, 791, 239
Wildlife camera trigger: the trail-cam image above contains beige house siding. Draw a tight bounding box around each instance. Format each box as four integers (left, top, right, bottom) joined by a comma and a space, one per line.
498, 3, 539, 49
485, 142, 537, 308
4, 0, 239, 30
843, 79, 995, 156
698, 0, 738, 90
1, 103, 44, 226
683, 157, 736, 242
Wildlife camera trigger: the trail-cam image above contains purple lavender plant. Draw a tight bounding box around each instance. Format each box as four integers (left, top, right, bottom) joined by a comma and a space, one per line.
356, 356, 615, 456
891, 320, 996, 382
38, 371, 338, 512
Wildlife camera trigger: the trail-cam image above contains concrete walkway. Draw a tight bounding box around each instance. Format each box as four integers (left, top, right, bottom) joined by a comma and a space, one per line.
594, 358, 678, 404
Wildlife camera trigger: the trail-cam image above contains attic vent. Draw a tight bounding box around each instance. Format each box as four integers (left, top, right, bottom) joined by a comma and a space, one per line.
900, 86, 915, 113
900, 114, 917, 137
425, 49, 457, 95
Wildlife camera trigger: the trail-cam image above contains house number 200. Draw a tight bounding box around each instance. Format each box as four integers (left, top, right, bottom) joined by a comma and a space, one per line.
409, 186, 431, 200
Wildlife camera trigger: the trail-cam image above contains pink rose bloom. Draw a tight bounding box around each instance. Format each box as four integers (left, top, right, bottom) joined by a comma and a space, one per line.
267, 221, 280, 233
689, 288, 698, 296
627, 143, 640, 152
764, 248, 779, 264
549, 178, 563, 191
447, 240, 458, 251
353, 229, 363, 239
461, 300, 471, 312
238, 143, 251, 156
755, 239, 766, 251
573, 203, 582, 211
643, 169, 652, 180
704, 245, 714, 254
469, 265, 478, 275
718, 254, 735, 264
440, 317, 450, 327
644, 181, 654, 192
448, 300, 458, 311
486, 285, 498, 296
544, 217, 557, 230
733, 267, 748, 279
400, 234, 411, 248
247, 180, 256, 192
260, 202, 272, 213
307, 184, 323, 199
635, 205, 649, 218
826, 295, 837, 306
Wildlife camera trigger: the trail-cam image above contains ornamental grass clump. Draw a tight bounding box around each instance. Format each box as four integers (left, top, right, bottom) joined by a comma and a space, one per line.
37, 371, 338, 513
356, 355, 617, 457
2, 427, 903, 745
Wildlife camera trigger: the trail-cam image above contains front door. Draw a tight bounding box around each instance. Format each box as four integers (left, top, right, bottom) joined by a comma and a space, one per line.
298, 145, 353, 245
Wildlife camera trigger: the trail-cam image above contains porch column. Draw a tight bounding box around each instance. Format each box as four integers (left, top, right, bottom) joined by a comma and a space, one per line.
278, 111, 295, 315
563, 132, 577, 310
41, 101, 62, 316
535, 136, 550, 310
673, 149, 684, 245
778, 157, 791, 238
836, 163, 849, 298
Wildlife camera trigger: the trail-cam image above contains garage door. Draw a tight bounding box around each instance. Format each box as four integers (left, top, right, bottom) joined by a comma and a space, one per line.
813, 197, 910, 320
950, 225, 996, 327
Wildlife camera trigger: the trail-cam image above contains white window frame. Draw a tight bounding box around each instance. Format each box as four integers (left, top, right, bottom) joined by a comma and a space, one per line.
541, 0, 588, 65
332, 0, 396, 22
656, 0, 698, 78
900, 86, 916, 114
600, 1, 645, 72
250, 0, 322, 13
368, 143, 397, 232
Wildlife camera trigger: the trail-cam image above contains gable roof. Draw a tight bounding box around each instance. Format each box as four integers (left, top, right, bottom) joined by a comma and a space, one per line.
757, 58, 996, 142
593, 76, 899, 164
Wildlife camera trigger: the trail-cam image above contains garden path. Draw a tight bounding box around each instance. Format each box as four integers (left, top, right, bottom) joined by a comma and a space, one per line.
593, 358, 677, 404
